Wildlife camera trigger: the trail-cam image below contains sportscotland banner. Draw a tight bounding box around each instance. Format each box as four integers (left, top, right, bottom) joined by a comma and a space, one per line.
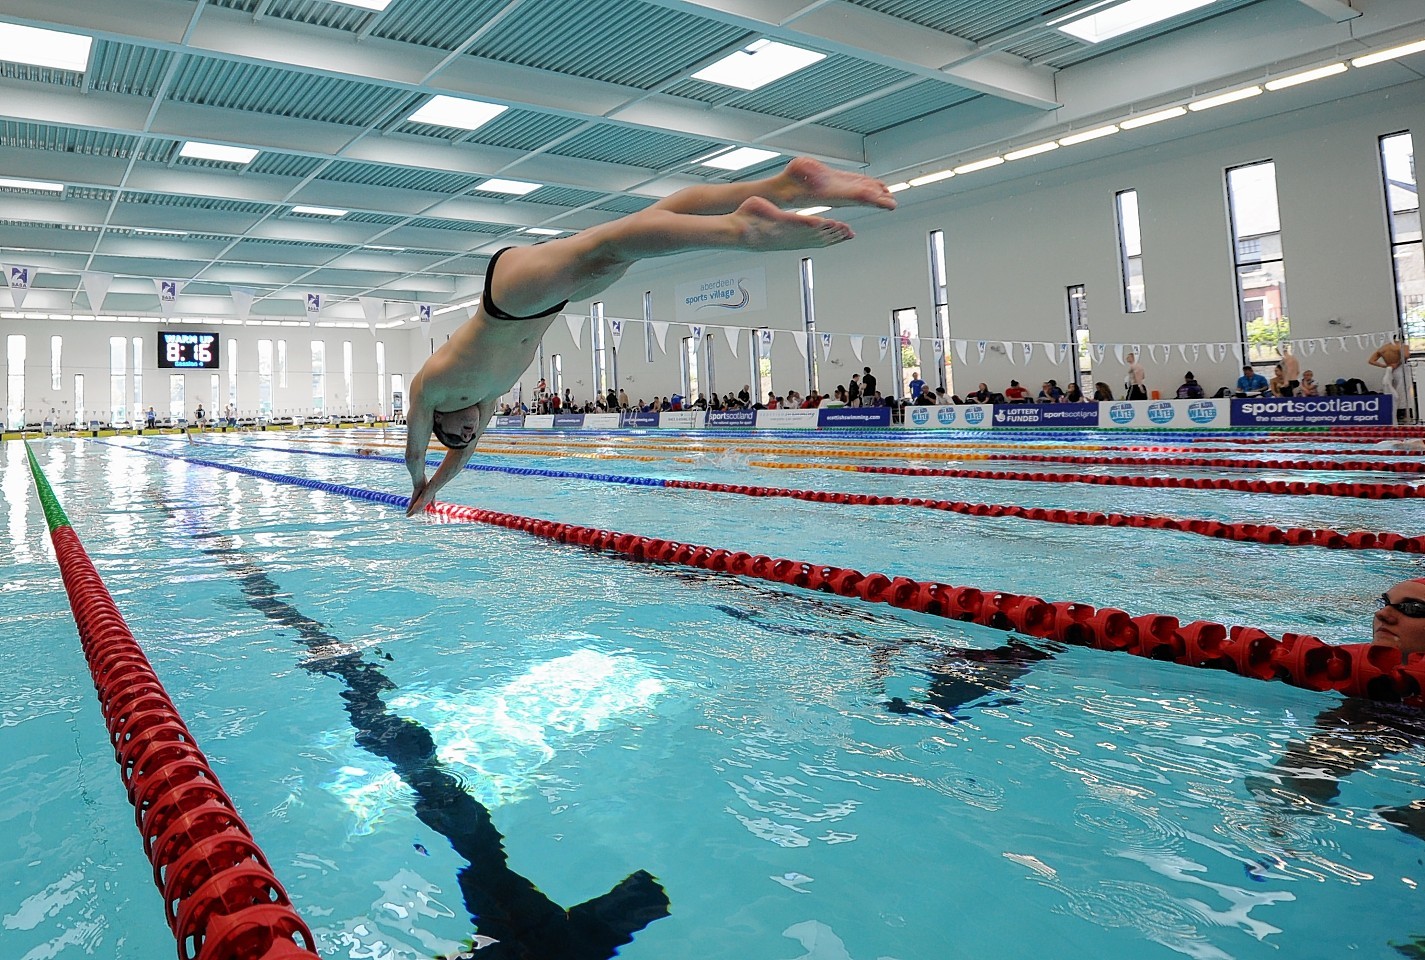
1231, 396, 1392, 427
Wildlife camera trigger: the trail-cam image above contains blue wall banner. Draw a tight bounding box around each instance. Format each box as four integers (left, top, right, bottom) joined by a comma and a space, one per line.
552, 414, 586, 428
706, 409, 757, 428
1231, 396, 1393, 426
817, 407, 892, 427
904, 403, 991, 430
620, 411, 661, 428
990, 403, 1100, 428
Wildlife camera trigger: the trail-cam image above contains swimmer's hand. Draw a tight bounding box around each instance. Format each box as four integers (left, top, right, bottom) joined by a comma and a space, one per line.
406, 476, 429, 517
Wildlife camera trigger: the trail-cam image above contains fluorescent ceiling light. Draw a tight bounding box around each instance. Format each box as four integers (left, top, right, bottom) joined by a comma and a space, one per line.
1352, 38, 1425, 68
524, 227, 564, 236
1058, 124, 1119, 146
0, 176, 64, 193
1056, 0, 1218, 44
954, 156, 1005, 175
691, 39, 826, 91
1119, 106, 1187, 129
367, 244, 406, 251
1188, 85, 1262, 111
327, 0, 394, 9
795, 205, 831, 216
291, 205, 348, 216
477, 178, 540, 195
179, 141, 259, 164
407, 95, 508, 131
1003, 142, 1059, 162
1264, 62, 1347, 91
702, 147, 780, 171
0, 23, 93, 72
886, 182, 911, 193
133, 228, 189, 236
907, 169, 955, 188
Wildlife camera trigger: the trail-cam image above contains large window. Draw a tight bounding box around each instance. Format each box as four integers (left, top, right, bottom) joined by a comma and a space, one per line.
311, 340, 326, 414
799, 257, 817, 393
50, 335, 62, 391
227, 338, 238, 410
73, 373, 84, 425
257, 339, 274, 414
109, 336, 127, 423
210, 373, 220, 417
1381, 132, 1423, 350
1116, 190, 1147, 313
277, 340, 288, 388
132, 337, 143, 416
169, 374, 185, 420
1226, 161, 1290, 363
643, 292, 656, 364
928, 230, 950, 392
7, 335, 24, 428
343, 340, 354, 412
680, 337, 698, 399
376, 342, 386, 416
591, 302, 609, 396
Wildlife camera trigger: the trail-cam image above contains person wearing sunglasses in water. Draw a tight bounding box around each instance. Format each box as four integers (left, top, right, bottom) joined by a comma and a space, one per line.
1250, 577, 1425, 843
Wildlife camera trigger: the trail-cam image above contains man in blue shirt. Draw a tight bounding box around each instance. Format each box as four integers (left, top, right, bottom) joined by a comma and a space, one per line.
907, 370, 925, 400
1236, 364, 1269, 397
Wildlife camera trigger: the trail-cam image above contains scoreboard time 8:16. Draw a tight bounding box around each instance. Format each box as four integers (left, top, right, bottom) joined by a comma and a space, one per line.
158, 331, 220, 369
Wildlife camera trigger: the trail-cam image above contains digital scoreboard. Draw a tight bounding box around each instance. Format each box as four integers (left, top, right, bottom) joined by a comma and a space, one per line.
158, 331, 220, 369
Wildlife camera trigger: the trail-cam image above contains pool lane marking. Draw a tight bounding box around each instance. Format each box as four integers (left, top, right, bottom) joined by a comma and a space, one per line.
206, 438, 1425, 554
155, 486, 671, 958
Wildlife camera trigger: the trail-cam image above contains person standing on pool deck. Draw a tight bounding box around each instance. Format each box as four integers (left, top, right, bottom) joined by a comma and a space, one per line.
1368, 334, 1411, 422
403, 157, 896, 516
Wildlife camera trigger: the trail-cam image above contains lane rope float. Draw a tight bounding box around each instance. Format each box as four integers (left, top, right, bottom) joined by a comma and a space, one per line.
24, 443, 319, 960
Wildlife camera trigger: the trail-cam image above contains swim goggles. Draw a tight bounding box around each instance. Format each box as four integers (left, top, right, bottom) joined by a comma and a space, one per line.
1378, 594, 1425, 619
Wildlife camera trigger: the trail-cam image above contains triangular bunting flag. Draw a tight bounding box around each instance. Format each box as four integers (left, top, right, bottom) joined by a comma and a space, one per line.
977, 340, 987, 363
563, 313, 584, 347
609, 318, 624, 352
80, 271, 113, 312
819, 332, 833, 361
1231, 343, 1244, 361
233, 287, 258, 322
1147, 344, 1160, 364
878, 336, 890, 361
1190, 344, 1200, 363
933, 339, 944, 360
4, 264, 35, 309
652, 321, 670, 354
849, 335, 864, 363
1021, 342, 1033, 364
955, 340, 968, 365
359, 297, 384, 326
1113, 344, 1125, 364
1058, 343, 1070, 365
305, 292, 323, 316
722, 325, 740, 358
791, 331, 808, 359
1003, 341, 1016, 365
690, 324, 703, 341
1304, 338, 1317, 356
155, 278, 183, 317
1092, 344, 1106, 364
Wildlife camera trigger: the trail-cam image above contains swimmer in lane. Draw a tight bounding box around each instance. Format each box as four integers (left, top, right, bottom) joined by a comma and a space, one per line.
403, 157, 896, 516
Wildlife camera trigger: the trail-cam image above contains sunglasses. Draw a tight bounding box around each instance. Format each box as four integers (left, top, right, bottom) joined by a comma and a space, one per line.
1378, 594, 1425, 619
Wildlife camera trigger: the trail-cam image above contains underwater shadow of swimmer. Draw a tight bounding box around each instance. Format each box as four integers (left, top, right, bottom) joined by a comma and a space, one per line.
158, 494, 670, 958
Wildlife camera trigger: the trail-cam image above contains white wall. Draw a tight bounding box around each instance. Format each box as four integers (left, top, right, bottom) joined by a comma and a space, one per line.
1, 318, 420, 425
504, 77, 1424, 404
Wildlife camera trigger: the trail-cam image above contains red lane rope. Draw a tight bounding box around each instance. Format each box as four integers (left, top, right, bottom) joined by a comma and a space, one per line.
981, 452, 1423, 473
851, 464, 1424, 499
45, 526, 318, 960
662, 479, 1425, 553
420, 500, 1425, 707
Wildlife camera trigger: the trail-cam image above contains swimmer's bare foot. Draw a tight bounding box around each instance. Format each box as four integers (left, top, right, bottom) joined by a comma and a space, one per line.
781, 156, 897, 210
733, 196, 853, 249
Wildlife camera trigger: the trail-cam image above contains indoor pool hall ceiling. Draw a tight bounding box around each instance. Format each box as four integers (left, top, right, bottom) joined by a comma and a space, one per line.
1, 0, 1424, 323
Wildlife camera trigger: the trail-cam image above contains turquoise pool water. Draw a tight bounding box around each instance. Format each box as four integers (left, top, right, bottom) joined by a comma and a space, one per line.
3, 431, 1424, 960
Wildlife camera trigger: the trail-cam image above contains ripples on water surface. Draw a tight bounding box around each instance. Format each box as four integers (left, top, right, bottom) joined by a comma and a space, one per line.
1, 432, 1423, 960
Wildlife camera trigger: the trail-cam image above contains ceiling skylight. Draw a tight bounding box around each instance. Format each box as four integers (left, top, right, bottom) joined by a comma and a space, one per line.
179, 141, 259, 164
0, 176, 65, 193
477, 178, 540, 195
702, 147, 780, 171
407, 95, 508, 131
1055, 0, 1218, 44
0, 23, 93, 72
692, 40, 825, 91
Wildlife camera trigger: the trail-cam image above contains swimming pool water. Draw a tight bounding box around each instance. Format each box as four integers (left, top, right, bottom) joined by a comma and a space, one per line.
3, 432, 1423, 959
